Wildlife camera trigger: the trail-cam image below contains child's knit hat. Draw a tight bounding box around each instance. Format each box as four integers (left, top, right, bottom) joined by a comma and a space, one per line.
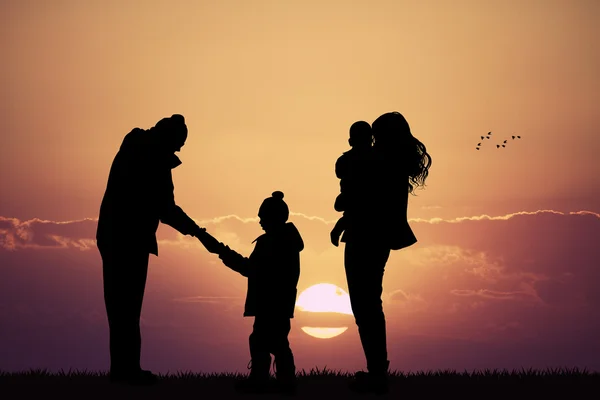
258, 191, 289, 223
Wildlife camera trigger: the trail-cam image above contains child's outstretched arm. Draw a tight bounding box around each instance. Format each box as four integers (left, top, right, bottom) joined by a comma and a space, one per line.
196, 229, 225, 254
218, 245, 250, 277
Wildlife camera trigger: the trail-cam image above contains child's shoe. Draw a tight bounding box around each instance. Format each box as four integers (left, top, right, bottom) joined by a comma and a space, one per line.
235, 358, 272, 394
273, 357, 297, 395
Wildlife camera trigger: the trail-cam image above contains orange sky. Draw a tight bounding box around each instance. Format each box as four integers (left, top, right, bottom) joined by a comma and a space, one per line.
1, 0, 599, 373
1, 0, 598, 222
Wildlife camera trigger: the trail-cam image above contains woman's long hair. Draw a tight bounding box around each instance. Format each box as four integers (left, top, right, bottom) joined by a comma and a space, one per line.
372, 112, 432, 195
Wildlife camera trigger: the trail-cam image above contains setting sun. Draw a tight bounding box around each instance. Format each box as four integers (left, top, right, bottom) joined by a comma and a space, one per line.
296, 283, 353, 315
300, 327, 349, 339
295, 283, 353, 339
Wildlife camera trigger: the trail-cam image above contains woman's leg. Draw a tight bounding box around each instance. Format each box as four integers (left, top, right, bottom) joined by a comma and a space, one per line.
344, 240, 391, 375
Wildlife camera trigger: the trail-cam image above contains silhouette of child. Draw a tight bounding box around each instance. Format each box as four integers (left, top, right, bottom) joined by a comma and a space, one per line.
213, 191, 304, 394
331, 121, 374, 246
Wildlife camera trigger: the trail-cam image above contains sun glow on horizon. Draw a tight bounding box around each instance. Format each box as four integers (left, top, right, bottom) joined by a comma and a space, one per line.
296, 283, 353, 339
301, 327, 349, 339
296, 283, 353, 315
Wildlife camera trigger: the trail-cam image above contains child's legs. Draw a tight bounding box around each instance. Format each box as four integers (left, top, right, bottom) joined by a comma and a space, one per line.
266, 318, 295, 380
248, 317, 272, 379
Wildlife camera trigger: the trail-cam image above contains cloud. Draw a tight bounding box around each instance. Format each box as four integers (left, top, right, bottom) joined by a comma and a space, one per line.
2, 209, 598, 312
0, 211, 340, 254
172, 296, 243, 303
0, 216, 97, 250
450, 289, 539, 302
4, 208, 596, 250
385, 289, 428, 313
1, 208, 600, 372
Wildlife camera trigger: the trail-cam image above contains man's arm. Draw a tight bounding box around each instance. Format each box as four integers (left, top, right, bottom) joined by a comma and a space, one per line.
158, 168, 203, 236
196, 229, 226, 254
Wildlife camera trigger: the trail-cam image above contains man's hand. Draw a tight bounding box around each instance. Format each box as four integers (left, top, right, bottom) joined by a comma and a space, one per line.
192, 226, 207, 236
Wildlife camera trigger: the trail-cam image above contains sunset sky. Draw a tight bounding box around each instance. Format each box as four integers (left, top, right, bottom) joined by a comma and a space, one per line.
1, 0, 599, 374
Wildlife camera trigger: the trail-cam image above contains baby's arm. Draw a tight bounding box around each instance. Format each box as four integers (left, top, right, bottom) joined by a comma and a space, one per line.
335, 154, 348, 179
218, 245, 250, 277
333, 216, 346, 233
330, 216, 346, 247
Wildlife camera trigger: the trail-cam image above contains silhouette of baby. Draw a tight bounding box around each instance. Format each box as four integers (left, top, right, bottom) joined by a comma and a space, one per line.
331, 121, 374, 246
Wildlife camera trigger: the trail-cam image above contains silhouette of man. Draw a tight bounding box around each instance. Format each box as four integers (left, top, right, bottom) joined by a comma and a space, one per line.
96, 114, 207, 385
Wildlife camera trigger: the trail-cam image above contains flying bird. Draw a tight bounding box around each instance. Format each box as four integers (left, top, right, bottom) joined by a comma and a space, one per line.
478, 132, 522, 151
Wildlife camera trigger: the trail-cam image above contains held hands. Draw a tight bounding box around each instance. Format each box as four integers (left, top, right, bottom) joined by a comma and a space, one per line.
194, 226, 226, 254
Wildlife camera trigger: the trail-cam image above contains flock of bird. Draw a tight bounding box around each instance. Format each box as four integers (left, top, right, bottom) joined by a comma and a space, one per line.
475, 132, 521, 150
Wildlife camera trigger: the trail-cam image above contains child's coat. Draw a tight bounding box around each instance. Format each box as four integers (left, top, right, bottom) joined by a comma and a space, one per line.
218, 222, 304, 318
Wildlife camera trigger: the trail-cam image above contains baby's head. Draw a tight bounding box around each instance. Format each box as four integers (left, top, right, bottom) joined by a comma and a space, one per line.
258, 191, 289, 232
349, 120, 372, 148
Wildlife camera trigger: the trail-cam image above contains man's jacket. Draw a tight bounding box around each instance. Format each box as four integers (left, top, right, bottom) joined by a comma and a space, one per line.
96, 128, 198, 255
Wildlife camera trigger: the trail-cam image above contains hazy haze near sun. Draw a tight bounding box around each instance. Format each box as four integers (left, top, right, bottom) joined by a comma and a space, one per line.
1, 0, 599, 373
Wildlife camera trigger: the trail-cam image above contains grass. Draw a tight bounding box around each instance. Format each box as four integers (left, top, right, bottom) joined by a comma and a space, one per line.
1, 367, 599, 399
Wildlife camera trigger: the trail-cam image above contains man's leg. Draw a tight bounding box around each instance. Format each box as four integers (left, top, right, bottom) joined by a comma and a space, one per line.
126, 250, 149, 374
101, 246, 150, 381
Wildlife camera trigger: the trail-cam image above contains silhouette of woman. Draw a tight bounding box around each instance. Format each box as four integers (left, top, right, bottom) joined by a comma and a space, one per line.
336, 111, 432, 394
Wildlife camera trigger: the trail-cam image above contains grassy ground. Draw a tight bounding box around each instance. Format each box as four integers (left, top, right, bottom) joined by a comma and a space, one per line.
1, 367, 598, 399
